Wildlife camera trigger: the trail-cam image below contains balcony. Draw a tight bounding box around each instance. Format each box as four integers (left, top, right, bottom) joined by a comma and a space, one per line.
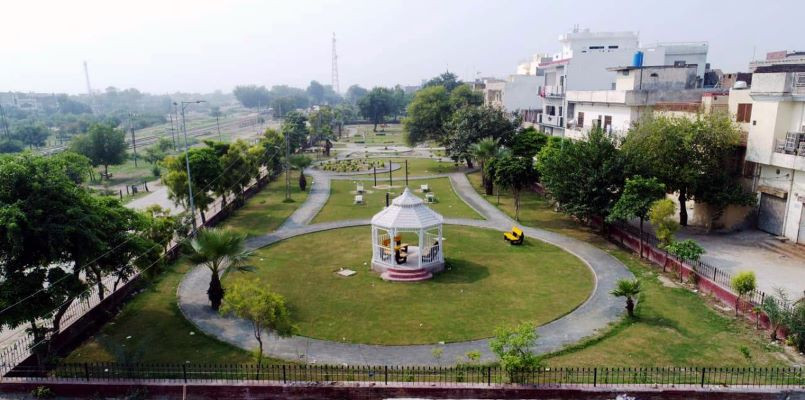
539, 85, 565, 98
537, 113, 564, 128
774, 132, 805, 156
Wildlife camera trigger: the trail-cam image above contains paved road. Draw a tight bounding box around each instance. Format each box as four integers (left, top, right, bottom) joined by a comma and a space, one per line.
177, 171, 633, 365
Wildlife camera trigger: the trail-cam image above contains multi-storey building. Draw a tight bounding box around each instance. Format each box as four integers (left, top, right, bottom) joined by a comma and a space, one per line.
741, 61, 805, 243
535, 28, 709, 136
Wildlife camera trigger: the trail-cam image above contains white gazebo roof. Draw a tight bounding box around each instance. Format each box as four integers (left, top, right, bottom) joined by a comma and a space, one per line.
371, 188, 444, 229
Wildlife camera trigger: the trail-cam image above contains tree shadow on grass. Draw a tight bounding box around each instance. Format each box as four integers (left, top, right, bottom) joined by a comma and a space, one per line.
432, 258, 490, 284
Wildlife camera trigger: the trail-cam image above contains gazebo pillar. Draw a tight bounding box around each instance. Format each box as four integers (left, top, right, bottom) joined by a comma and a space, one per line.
417, 228, 424, 268
438, 225, 444, 263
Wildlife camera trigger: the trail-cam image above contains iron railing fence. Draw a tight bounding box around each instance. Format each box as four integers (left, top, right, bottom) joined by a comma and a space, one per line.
4, 363, 803, 389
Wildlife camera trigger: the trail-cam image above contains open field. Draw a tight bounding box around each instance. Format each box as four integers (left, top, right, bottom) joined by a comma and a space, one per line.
225, 225, 594, 345
221, 171, 309, 237
312, 177, 482, 223
466, 172, 793, 367
349, 157, 462, 178
341, 124, 405, 145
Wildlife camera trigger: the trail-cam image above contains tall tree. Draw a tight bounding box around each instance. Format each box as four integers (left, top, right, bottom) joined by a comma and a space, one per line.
403, 86, 451, 145
444, 106, 518, 167
537, 128, 625, 224
161, 147, 222, 223
494, 154, 538, 221
448, 84, 483, 109
188, 228, 253, 311
622, 113, 748, 226
233, 85, 271, 108
358, 87, 395, 132
70, 123, 128, 178
510, 127, 548, 159
345, 84, 369, 104
471, 138, 499, 195
424, 71, 462, 92
281, 111, 309, 152
607, 176, 666, 257
12, 123, 49, 149
306, 80, 326, 105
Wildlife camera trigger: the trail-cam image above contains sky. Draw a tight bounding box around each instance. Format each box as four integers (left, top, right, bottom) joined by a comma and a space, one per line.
2, 0, 803, 95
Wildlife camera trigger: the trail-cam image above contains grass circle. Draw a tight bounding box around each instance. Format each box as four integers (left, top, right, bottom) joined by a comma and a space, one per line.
226, 225, 594, 345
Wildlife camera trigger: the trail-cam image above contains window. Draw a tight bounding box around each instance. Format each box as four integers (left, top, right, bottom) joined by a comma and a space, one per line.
589, 45, 604, 50
545, 105, 556, 116
604, 115, 613, 132
736, 103, 753, 123
608, 45, 619, 49
577, 112, 585, 128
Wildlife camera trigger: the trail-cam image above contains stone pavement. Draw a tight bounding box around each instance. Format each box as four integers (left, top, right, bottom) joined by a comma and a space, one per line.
176, 168, 634, 366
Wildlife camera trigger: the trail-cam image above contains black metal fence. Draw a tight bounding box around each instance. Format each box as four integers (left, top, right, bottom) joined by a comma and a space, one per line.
6, 363, 804, 389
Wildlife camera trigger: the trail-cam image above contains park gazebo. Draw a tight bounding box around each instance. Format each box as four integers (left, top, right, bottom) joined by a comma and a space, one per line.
370, 188, 444, 282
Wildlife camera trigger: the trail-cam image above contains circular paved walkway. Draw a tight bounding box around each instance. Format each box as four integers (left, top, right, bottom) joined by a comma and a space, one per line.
177, 169, 634, 366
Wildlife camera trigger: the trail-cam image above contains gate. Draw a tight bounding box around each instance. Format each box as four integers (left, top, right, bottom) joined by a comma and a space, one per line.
757, 193, 786, 236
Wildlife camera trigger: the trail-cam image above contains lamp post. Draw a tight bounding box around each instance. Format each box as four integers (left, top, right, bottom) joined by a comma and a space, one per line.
128, 112, 138, 167
176, 100, 207, 235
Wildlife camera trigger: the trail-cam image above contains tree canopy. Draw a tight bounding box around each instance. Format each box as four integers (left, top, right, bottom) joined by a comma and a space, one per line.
423, 71, 462, 92
403, 85, 451, 145
358, 87, 396, 132
233, 85, 271, 108
69, 123, 128, 177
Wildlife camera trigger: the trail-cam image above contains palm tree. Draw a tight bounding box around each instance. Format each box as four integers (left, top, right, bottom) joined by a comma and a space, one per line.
471, 137, 498, 195
289, 154, 313, 191
611, 279, 641, 317
188, 228, 253, 310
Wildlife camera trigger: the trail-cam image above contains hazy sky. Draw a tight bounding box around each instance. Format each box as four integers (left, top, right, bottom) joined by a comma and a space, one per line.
3, 0, 803, 95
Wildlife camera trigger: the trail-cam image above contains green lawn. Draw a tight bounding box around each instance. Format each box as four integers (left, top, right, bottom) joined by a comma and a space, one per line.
63, 259, 253, 364
466, 172, 793, 367
341, 124, 405, 145
352, 157, 462, 178
225, 225, 593, 345
220, 171, 309, 237
64, 175, 309, 364
312, 177, 482, 223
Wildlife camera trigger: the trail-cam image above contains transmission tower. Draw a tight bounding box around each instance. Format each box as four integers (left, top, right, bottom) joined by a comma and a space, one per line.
331, 32, 340, 94
83, 61, 96, 114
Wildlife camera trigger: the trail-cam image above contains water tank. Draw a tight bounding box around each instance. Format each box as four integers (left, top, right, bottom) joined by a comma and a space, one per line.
632, 51, 644, 67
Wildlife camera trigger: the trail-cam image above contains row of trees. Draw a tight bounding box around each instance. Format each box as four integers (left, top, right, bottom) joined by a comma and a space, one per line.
0, 153, 181, 365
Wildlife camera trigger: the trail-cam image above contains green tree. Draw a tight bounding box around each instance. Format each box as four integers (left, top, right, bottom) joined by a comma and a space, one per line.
142, 205, 181, 254
731, 271, 756, 316
161, 147, 222, 223
510, 127, 548, 159
403, 85, 451, 145
648, 199, 679, 246
494, 155, 538, 221
623, 113, 748, 226
188, 228, 253, 311
289, 154, 312, 191
220, 278, 296, 365
471, 138, 499, 195
52, 151, 92, 184
607, 176, 666, 257
664, 239, 705, 262
70, 123, 128, 178
489, 322, 540, 383
444, 106, 519, 167
536, 128, 625, 224
423, 71, 462, 92
233, 85, 271, 108
448, 84, 483, 109
785, 301, 805, 352
306, 80, 326, 105
259, 128, 286, 178
611, 279, 641, 317
358, 87, 396, 132
218, 140, 258, 206
345, 84, 368, 104
281, 111, 309, 152
761, 289, 789, 341
12, 123, 49, 149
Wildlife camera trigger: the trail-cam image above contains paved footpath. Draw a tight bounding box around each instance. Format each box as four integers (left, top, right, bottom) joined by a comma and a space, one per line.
177, 170, 633, 366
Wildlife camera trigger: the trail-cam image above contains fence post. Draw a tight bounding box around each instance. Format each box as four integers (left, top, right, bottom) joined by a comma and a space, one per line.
384, 365, 388, 385
282, 364, 287, 383
593, 367, 597, 387
700, 367, 706, 387
182, 364, 187, 383
84, 363, 90, 382
713, 267, 718, 281
487, 366, 491, 386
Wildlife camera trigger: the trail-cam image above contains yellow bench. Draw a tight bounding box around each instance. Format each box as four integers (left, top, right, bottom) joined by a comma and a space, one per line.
503, 226, 524, 245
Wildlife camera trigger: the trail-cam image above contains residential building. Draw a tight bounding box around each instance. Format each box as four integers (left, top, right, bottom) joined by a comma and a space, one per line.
535, 28, 709, 136
564, 64, 723, 140
749, 50, 805, 71
741, 62, 805, 243
516, 53, 551, 75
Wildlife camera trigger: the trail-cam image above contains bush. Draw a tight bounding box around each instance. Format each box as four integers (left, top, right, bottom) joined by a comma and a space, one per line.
489, 323, 540, 383
665, 239, 705, 261
649, 199, 679, 246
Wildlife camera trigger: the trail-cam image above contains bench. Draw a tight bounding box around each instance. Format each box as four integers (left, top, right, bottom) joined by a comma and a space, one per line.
426, 192, 435, 203
420, 184, 429, 192
503, 226, 524, 245
356, 183, 364, 194
354, 194, 364, 204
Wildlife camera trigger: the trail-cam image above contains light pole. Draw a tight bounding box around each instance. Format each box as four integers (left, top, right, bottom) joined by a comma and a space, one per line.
176, 100, 207, 235
285, 130, 291, 201
128, 112, 138, 167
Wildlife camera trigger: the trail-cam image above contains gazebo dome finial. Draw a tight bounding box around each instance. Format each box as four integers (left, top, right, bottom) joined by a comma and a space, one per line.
371, 188, 443, 229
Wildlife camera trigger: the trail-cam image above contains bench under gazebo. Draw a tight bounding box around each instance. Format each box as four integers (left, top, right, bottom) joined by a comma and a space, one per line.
370, 188, 445, 282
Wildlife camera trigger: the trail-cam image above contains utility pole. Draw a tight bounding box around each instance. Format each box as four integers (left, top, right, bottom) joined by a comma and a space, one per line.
129, 112, 138, 167
178, 100, 206, 235
216, 113, 222, 141
168, 111, 177, 150
285, 130, 291, 201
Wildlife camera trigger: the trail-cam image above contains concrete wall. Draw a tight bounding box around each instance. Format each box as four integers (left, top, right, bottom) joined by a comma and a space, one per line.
565, 102, 634, 140
755, 165, 805, 241
503, 75, 541, 112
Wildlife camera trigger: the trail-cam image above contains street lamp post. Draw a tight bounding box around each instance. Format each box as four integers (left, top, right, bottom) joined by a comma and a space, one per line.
176, 100, 207, 235
285, 130, 291, 201
128, 112, 138, 167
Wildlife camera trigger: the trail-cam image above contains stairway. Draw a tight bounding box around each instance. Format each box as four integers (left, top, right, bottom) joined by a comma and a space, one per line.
381, 266, 433, 282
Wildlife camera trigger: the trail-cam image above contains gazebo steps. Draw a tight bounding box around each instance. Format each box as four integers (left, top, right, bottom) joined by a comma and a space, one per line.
381, 267, 433, 282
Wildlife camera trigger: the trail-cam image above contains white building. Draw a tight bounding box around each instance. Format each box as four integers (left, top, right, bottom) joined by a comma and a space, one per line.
564, 64, 718, 140
476, 75, 542, 125
741, 62, 805, 243
535, 28, 709, 136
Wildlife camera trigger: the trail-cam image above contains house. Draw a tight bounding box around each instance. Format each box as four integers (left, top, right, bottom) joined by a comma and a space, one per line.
741, 61, 805, 243
535, 27, 709, 137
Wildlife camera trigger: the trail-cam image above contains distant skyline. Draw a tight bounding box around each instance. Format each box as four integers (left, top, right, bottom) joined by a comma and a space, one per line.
2, 0, 803, 95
